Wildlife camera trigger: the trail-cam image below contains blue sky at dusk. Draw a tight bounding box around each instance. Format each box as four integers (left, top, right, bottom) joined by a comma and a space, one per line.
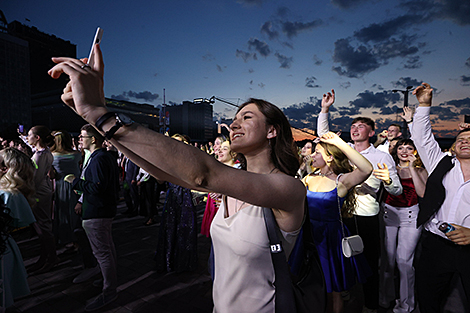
4, 0, 470, 137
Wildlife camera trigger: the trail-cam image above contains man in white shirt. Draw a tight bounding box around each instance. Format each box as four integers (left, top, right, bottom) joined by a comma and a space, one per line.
374, 124, 403, 153
318, 90, 403, 312
411, 83, 470, 312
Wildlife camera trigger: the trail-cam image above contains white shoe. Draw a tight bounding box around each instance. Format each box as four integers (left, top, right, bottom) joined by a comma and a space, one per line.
73, 266, 101, 283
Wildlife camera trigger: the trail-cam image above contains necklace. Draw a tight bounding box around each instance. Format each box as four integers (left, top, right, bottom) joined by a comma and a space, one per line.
397, 163, 409, 169
315, 170, 333, 177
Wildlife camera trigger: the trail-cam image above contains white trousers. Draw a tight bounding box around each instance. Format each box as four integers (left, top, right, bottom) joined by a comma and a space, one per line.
379, 203, 421, 313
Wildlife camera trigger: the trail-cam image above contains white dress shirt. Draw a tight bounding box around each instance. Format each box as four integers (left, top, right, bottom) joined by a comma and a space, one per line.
317, 112, 403, 216
411, 107, 470, 239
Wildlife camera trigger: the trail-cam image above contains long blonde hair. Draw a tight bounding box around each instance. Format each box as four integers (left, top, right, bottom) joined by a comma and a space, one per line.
319, 142, 357, 217
0, 148, 36, 207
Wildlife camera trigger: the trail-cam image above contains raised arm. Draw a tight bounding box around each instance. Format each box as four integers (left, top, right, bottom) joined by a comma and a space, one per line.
47, 45, 306, 214
320, 132, 373, 191
411, 83, 446, 173
317, 89, 334, 136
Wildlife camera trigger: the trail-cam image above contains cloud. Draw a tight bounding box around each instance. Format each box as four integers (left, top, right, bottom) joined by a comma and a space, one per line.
248, 68, 254, 73
440, 97, 470, 108
202, 53, 215, 61
378, 105, 400, 115
236, 0, 264, 6
349, 90, 401, 109
404, 56, 423, 69
258, 82, 266, 88
340, 82, 351, 89
275, 52, 293, 69
400, 0, 470, 26
216, 64, 224, 72
283, 100, 321, 129
353, 14, 425, 44
236, 49, 257, 62
460, 75, 470, 86
371, 84, 385, 90
332, 38, 380, 78
392, 77, 422, 89
466, 57, 470, 68
111, 90, 159, 102
281, 20, 323, 39
336, 106, 360, 116
276, 6, 290, 18
248, 38, 271, 57
305, 76, 320, 88
331, 0, 370, 9
313, 55, 323, 66
430, 106, 460, 120
260, 21, 279, 40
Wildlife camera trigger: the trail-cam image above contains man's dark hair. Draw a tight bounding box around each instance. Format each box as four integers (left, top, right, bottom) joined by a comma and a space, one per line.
351, 117, 375, 130
81, 124, 105, 144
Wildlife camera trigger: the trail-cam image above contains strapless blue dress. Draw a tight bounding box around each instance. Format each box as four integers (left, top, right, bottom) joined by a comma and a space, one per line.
307, 188, 371, 293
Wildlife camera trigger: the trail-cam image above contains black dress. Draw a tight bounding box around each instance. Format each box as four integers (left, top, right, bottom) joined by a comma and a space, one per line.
155, 183, 198, 272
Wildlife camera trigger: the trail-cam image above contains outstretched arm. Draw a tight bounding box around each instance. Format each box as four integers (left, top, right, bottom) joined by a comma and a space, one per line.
47, 45, 306, 216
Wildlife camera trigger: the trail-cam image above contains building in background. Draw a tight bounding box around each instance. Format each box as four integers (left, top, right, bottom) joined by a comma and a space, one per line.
0, 12, 31, 138
165, 101, 214, 142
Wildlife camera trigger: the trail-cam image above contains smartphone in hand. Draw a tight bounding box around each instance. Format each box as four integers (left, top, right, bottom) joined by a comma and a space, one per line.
87, 27, 103, 68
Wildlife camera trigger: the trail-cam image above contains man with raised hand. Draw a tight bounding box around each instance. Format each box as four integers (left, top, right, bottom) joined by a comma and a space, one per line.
412, 83, 470, 313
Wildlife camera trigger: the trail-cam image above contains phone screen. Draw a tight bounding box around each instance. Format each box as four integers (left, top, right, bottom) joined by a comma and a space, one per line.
465, 115, 470, 124
18, 124, 24, 133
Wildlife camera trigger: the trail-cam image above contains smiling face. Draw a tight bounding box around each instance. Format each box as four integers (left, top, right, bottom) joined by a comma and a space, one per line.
454, 130, 470, 159
310, 144, 330, 169
301, 142, 313, 157
217, 141, 233, 163
387, 125, 402, 141
229, 103, 275, 155
396, 144, 415, 162
350, 122, 374, 143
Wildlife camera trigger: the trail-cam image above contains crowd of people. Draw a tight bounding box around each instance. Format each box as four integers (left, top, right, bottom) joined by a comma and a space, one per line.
1, 42, 469, 313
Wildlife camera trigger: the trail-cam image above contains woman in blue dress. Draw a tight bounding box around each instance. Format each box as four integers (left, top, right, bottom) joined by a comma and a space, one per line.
302, 129, 373, 313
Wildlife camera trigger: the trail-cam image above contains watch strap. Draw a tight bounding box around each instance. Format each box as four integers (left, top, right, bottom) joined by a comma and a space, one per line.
95, 112, 116, 131
104, 122, 123, 140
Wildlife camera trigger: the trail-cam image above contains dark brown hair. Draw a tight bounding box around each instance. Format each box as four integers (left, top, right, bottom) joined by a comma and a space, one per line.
31, 125, 54, 147
390, 139, 424, 168
351, 117, 375, 130
237, 98, 300, 177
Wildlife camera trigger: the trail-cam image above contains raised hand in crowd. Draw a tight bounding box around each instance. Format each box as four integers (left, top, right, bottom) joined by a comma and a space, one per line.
320, 89, 335, 113
458, 122, 470, 131
401, 106, 414, 123
413, 82, 433, 107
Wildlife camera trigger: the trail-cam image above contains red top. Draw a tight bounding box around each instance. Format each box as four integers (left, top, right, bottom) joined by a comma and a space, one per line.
385, 177, 419, 207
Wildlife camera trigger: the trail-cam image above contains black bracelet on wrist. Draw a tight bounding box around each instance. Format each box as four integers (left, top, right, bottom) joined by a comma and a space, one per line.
95, 112, 115, 131
406, 119, 413, 124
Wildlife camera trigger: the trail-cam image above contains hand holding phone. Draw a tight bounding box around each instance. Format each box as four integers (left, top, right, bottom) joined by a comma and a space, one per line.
87, 27, 103, 68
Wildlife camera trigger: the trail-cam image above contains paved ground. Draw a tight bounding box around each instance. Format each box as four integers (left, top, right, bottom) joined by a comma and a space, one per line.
7, 198, 469, 313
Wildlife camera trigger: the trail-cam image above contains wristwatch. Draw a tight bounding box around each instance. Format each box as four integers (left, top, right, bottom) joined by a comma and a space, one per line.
99, 112, 134, 140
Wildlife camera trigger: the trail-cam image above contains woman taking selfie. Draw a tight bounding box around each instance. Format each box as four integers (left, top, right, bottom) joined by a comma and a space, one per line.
49, 44, 307, 312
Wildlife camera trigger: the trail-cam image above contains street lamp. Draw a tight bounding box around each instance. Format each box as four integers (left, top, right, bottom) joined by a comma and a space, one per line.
392, 86, 413, 139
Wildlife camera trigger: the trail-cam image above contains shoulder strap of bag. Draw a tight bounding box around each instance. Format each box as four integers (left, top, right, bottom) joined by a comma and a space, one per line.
336, 174, 359, 237
263, 206, 296, 313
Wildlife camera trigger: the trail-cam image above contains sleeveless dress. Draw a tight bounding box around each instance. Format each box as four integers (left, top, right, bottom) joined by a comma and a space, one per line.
210, 200, 298, 313
52, 152, 81, 245
307, 188, 371, 293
